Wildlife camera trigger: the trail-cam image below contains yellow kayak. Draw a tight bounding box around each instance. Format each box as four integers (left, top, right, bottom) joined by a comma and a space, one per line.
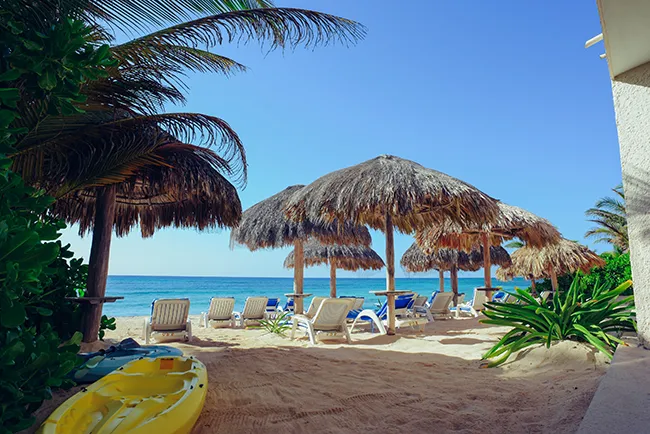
38, 356, 207, 434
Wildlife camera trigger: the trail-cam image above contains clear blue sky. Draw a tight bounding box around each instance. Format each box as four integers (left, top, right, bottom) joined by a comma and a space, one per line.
61, 0, 619, 278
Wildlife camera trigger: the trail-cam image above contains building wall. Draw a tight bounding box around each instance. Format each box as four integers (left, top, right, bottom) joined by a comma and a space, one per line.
611, 61, 650, 346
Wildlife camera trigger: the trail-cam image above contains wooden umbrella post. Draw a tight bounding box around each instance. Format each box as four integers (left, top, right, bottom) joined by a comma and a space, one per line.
439, 270, 445, 292
531, 277, 537, 296
385, 213, 396, 335
451, 265, 459, 307
482, 232, 492, 301
549, 266, 559, 292
293, 239, 305, 314
329, 258, 337, 298
82, 185, 117, 343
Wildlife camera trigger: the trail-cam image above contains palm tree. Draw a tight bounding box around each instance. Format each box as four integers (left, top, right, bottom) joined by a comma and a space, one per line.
504, 240, 524, 249
585, 184, 628, 253
7, 0, 365, 341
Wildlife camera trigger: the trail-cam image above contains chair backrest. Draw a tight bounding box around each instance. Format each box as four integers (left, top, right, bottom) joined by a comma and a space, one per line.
429, 292, 454, 313
151, 299, 190, 331
502, 293, 515, 303
395, 293, 415, 316
455, 293, 465, 306
339, 296, 365, 311
283, 298, 295, 311
242, 297, 268, 319
472, 289, 489, 310
492, 291, 506, 302
413, 295, 428, 309
305, 296, 326, 318
540, 291, 551, 302
311, 299, 353, 330
207, 297, 235, 321
266, 298, 280, 312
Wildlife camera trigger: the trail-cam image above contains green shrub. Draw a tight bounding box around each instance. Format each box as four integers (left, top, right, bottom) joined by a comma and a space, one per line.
99, 315, 117, 341
257, 312, 292, 336
480, 277, 635, 367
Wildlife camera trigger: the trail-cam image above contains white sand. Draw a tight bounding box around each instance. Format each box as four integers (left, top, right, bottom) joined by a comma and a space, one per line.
31, 317, 609, 434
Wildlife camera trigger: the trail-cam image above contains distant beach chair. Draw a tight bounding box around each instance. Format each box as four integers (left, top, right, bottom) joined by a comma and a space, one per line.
291, 298, 353, 345
265, 298, 280, 319
199, 297, 236, 328
339, 296, 366, 320
279, 298, 294, 313
350, 293, 427, 334
143, 298, 192, 344
492, 291, 506, 302
234, 297, 268, 327
417, 291, 454, 321
449, 289, 488, 318
539, 291, 552, 303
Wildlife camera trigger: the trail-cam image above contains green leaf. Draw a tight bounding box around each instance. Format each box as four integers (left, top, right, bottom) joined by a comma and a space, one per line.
0, 88, 21, 108
1, 303, 26, 327
38, 70, 57, 91
0, 69, 22, 81
35, 307, 53, 316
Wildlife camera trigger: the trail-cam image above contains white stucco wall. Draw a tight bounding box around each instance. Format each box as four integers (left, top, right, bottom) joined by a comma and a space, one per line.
611, 61, 650, 347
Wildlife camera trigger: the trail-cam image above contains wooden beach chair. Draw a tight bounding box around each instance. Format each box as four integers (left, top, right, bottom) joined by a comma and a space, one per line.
291, 298, 353, 345
199, 297, 236, 328
234, 297, 268, 327
143, 298, 192, 344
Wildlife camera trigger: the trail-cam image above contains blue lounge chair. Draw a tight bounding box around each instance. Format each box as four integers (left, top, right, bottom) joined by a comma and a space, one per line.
350, 293, 426, 334
280, 297, 295, 313
265, 297, 280, 319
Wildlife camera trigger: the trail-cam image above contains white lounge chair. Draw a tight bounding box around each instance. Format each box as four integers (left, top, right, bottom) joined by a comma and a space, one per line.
449, 289, 488, 318
143, 298, 192, 344
199, 297, 236, 328
234, 297, 268, 327
416, 291, 455, 321
291, 298, 353, 345
350, 294, 427, 334
304, 296, 326, 319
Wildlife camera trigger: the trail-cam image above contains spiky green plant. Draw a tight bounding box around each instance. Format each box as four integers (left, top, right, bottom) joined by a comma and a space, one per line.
257, 311, 292, 336
480, 277, 635, 367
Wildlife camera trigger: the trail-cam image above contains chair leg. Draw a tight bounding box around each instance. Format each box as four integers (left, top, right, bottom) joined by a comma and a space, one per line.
186, 320, 192, 342
344, 325, 352, 344
306, 324, 317, 345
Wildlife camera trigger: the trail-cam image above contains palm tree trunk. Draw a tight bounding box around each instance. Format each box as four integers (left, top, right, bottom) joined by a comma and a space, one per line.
82, 185, 117, 343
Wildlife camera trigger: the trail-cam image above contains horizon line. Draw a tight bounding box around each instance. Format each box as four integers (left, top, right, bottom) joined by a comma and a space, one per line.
108, 274, 522, 280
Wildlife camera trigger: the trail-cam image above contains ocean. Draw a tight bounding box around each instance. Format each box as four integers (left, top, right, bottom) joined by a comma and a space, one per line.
102, 276, 530, 317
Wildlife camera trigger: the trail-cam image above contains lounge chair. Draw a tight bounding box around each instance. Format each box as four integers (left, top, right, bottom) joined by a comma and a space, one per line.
199, 297, 236, 328
340, 296, 366, 321
279, 298, 295, 313
449, 289, 488, 318
304, 296, 327, 319
350, 293, 427, 334
290, 298, 353, 345
265, 298, 280, 319
143, 298, 192, 344
416, 291, 455, 321
234, 297, 268, 327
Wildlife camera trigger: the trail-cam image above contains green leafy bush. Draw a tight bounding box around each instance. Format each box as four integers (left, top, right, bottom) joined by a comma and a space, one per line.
481, 277, 635, 367
99, 315, 117, 341
257, 312, 292, 336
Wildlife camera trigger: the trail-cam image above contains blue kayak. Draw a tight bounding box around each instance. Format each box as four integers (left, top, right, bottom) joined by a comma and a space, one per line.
72, 338, 183, 383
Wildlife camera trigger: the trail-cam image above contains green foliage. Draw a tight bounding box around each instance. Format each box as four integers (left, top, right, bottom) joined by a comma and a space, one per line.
257, 312, 292, 336
481, 277, 636, 367
99, 315, 117, 341
585, 184, 628, 253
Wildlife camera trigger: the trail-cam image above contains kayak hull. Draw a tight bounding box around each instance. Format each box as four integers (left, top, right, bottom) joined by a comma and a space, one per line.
38, 356, 207, 434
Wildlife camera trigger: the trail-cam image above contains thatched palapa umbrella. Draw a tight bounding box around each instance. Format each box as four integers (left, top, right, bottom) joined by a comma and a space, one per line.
401, 242, 511, 304
284, 240, 384, 297
496, 238, 605, 291
285, 155, 499, 334
416, 202, 560, 297
53, 143, 243, 342
230, 185, 371, 313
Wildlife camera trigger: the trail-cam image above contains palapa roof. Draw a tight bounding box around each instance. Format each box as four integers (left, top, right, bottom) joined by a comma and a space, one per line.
496, 238, 605, 280
283, 240, 384, 271
230, 185, 371, 251
52, 143, 242, 237
284, 155, 499, 234
400, 242, 511, 273
416, 202, 561, 253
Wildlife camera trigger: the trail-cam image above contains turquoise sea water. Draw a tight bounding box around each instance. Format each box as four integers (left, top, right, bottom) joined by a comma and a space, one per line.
103, 276, 530, 317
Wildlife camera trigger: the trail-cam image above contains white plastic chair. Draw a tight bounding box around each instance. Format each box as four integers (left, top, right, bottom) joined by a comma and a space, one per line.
199, 297, 236, 328
234, 297, 268, 328
417, 291, 454, 321
143, 298, 192, 344
291, 298, 353, 345
304, 296, 326, 319
449, 289, 488, 318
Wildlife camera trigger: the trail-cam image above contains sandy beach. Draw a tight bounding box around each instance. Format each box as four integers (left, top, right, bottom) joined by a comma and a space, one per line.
31, 318, 608, 434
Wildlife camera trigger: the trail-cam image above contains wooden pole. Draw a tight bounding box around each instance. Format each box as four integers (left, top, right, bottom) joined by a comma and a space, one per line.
549, 266, 558, 292
451, 265, 459, 306
385, 213, 396, 335
329, 258, 337, 298
293, 239, 305, 314
439, 270, 445, 292
82, 185, 117, 343
482, 232, 492, 300
531, 278, 537, 296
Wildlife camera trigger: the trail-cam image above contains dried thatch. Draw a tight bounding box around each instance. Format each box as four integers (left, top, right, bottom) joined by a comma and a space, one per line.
52, 143, 242, 237
496, 239, 605, 281
284, 240, 384, 271
285, 155, 499, 233
400, 243, 511, 273
416, 202, 560, 253
230, 185, 371, 251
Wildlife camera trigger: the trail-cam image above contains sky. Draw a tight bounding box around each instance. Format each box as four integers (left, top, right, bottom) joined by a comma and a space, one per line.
60, 0, 620, 278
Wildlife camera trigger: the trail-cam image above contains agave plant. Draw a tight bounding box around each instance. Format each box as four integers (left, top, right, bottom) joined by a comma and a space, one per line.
480, 277, 635, 367
257, 312, 292, 336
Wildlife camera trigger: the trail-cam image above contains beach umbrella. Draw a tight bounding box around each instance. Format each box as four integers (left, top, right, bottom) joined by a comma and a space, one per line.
401, 242, 511, 304
230, 185, 371, 313
416, 202, 560, 297
53, 143, 243, 342
495, 239, 605, 291
283, 240, 384, 297
285, 154, 499, 334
